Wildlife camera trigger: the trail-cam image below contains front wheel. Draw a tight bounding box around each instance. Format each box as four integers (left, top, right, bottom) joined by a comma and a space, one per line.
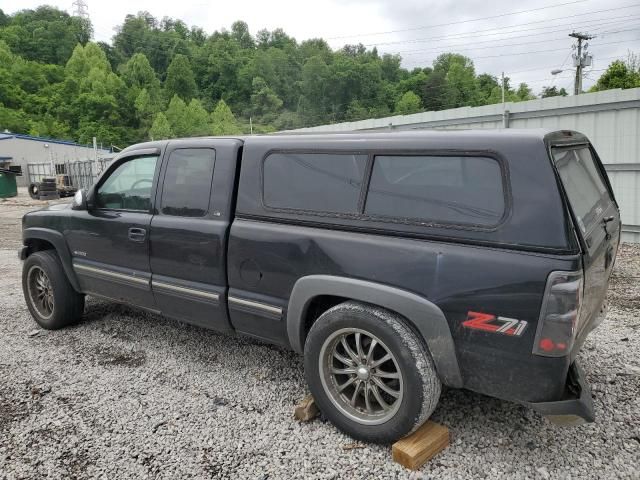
304, 301, 441, 443
22, 250, 84, 329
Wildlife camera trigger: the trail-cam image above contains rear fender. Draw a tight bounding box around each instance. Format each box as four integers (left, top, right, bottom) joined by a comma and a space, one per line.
286, 275, 463, 388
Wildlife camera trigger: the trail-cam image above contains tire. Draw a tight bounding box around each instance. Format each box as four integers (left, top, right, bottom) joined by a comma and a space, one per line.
22, 250, 84, 329
304, 301, 441, 444
38, 183, 56, 192
38, 193, 60, 201
28, 183, 39, 199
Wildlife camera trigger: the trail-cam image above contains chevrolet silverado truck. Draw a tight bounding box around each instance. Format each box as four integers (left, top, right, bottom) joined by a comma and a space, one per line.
19, 130, 620, 443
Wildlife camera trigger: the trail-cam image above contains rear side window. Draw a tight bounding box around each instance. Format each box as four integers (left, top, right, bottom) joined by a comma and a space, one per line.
263, 152, 367, 213
365, 155, 505, 226
161, 148, 215, 217
553, 147, 610, 234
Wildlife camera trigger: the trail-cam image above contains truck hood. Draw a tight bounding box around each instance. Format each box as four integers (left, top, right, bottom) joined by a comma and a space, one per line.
37, 202, 72, 212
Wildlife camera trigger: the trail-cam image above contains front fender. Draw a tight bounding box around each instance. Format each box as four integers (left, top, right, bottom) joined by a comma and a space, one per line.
286, 275, 463, 388
22, 227, 81, 292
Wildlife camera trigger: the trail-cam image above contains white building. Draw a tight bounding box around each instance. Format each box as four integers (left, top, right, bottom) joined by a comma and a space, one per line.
0, 132, 111, 186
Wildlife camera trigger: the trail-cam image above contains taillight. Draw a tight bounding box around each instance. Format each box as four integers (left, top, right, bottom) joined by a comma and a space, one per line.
532, 271, 583, 357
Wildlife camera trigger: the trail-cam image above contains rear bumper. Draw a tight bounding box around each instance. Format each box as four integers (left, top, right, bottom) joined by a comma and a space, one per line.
527, 361, 594, 426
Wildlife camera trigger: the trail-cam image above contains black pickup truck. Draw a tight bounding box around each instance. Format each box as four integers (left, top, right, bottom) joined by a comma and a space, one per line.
20, 129, 620, 443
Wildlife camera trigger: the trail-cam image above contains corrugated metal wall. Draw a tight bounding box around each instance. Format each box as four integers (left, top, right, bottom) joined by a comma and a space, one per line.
0, 135, 110, 187
291, 87, 640, 242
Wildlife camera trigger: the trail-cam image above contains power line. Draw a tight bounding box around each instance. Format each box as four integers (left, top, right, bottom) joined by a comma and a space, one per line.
395, 26, 640, 57
325, 0, 589, 40
402, 36, 640, 64
363, 7, 640, 48
386, 17, 640, 54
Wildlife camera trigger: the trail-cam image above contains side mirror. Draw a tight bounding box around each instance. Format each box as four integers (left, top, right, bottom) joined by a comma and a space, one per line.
71, 189, 87, 211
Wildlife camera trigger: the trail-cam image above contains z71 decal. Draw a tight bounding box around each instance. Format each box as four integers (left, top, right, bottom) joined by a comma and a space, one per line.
463, 311, 528, 337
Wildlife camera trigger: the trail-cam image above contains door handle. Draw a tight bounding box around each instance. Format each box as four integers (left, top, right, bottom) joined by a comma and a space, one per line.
128, 227, 146, 242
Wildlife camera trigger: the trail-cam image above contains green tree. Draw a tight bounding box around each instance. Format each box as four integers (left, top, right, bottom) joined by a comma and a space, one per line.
591, 59, 640, 91
395, 91, 422, 115
250, 77, 283, 118
134, 88, 155, 132
65, 43, 111, 79
0, 9, 9, 28
149, 112, 172, 139
515, 83, 536, 101
193, 35, 247, 108
0, 6, 91, 65
540, 86, 568, 98
398, 69, 429, 100
185, 98, 211, 135
113, 12, 189, 75
433, 53, 479, 108
231, 20, 254, 49
120, 53, 160, 92
165, 54, 197, 101
165, 95, 190, 136
345, 100, 369, 121
210, 99, 241, 135
476, 73, 499, 105
422, 70, 447, 111
299, 55, 330, 118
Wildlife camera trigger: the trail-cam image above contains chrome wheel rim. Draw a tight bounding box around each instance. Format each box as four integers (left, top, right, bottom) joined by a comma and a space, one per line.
319, 328, 404, 425
27, 266, 54, 320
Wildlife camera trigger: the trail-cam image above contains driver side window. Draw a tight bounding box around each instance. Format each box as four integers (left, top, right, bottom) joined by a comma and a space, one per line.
96, 156, 159, 211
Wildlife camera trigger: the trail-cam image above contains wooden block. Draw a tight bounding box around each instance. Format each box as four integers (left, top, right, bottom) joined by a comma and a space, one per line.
294, 394, 319, 422
392, 421, 449, 470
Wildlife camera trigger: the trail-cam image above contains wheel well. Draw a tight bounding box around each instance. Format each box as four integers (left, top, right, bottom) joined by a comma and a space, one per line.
302, 295, 348, 343
301, 296, 428, 354
25, 238, 55, 255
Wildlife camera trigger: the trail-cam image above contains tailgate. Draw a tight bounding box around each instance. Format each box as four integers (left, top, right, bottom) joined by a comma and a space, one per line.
551, 144, 620, 351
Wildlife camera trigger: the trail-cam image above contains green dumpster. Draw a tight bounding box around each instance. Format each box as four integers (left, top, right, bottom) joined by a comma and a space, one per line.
0, 169, 18, 198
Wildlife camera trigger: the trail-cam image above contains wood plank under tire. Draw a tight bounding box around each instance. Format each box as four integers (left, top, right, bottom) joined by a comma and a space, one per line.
392, 421, 449, 470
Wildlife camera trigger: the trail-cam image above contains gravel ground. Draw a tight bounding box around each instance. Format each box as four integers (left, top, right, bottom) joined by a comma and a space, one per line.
0, 198, 639, 479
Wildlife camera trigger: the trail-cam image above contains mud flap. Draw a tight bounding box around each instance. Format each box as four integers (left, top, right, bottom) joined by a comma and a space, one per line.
527, 362, 595, 426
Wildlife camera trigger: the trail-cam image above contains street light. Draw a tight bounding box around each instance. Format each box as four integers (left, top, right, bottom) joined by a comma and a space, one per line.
550, 69, 566, 75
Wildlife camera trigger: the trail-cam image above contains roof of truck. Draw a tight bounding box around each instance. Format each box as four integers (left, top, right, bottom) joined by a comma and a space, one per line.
122, 129, 587, 154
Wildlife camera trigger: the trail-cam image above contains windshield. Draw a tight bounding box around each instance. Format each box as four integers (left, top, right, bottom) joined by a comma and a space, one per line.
552, 146, 611, 234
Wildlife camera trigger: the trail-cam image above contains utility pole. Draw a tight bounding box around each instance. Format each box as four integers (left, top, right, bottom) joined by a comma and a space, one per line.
569, 32, 594, 95
501, 72, 509, 128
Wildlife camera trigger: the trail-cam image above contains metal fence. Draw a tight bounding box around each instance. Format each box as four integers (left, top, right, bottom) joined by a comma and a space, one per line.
26, 159, 110, 191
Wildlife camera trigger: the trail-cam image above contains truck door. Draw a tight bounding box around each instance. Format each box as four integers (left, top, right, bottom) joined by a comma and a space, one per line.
552, 144, 621, 350
67, 148, 161, 311
149, 138, 241, 332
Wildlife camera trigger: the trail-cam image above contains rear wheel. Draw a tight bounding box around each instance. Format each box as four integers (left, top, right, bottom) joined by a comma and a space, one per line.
304, 301, 441, 443
22, 251, 84, 329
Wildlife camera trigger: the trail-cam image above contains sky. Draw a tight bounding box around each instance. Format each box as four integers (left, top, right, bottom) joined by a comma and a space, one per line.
3, 0, 640, 94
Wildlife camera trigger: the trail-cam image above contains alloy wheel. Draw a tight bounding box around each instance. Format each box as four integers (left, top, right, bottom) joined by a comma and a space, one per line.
27, 266, 54, 319
319, 328, 404, 425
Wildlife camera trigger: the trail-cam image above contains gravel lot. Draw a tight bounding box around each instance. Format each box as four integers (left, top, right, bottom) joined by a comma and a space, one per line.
0, 195, 639, 479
